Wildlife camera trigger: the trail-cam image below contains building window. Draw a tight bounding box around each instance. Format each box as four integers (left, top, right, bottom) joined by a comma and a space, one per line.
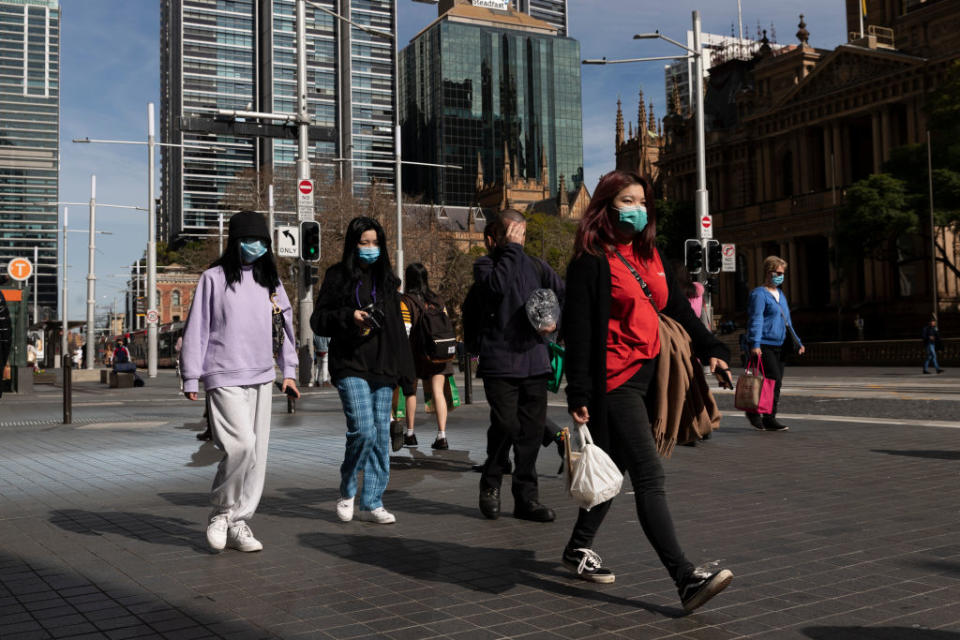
172, 290, 181, 307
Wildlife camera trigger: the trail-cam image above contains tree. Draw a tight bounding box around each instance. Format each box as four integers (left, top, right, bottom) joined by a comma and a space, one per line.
836, 173, 914, 262
523, 212, 578, 276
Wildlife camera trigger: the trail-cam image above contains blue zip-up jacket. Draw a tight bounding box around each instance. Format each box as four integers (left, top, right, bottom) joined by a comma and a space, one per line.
746, 286, 803, 350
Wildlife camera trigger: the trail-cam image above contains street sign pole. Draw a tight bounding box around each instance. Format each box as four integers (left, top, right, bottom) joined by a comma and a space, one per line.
85, 175, 96, 370
147, 103, 158, 378
32, 245, 38, 325
296, 0, 314, 384
692, 10, 712, 331
61, 208, 68, 368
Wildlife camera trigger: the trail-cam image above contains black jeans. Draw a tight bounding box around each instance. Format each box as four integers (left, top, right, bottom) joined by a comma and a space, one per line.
758, 345, 784, 416
565, 367, 694, 585
481, 375, 548, 505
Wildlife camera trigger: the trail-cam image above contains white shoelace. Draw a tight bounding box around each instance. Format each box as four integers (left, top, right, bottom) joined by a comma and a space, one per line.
572, 548, 603, 574
232, 522, 253, 540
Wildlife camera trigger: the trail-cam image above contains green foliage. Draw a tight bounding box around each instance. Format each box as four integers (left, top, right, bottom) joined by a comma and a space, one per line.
837, 174, 914, 261
523, 212, 578, 276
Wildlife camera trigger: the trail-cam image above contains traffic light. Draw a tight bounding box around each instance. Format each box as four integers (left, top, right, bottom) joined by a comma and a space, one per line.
705, 239, 722, 274
299, 221, 320, 261
302, 264, 319, 289
684, 239, 703, 274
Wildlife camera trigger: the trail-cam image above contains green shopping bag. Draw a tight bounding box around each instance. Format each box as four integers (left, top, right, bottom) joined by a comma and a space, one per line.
547, 342, 565, 393
425, 375, 461, 413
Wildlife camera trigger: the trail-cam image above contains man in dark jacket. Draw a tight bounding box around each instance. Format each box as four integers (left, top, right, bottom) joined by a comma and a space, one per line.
922, 317, 944, 374
474, 209, 565, 522
0, 288, 10, 399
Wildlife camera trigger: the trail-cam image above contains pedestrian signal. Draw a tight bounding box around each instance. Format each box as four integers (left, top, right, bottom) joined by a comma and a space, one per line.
684, 239, 703, 274
705, 239, 722, 275
299, 221, 320, 261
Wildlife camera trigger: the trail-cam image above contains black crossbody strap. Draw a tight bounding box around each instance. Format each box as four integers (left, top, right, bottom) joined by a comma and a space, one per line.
613, 249, 657, 311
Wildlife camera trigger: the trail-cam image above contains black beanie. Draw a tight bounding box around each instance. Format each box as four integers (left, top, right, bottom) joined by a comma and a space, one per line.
228, 210, 271, 243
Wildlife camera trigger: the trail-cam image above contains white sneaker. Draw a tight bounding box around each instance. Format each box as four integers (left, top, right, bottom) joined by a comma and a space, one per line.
336, 496, 355, 522
226, 521, 263, 552
206, 514, 229, 551
357, 507, 396, 524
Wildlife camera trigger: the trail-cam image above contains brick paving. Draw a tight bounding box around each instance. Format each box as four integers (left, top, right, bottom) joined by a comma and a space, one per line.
0, 372, 959, 639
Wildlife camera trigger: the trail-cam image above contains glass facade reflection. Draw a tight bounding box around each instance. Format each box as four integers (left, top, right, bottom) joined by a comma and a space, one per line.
514, 0, 567, 36
0, 0, 59, 316
160, 0, 396, 244
400, 16, 582, 207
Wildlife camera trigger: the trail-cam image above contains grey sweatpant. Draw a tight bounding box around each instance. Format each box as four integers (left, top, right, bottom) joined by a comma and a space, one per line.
207, 382, 272, 523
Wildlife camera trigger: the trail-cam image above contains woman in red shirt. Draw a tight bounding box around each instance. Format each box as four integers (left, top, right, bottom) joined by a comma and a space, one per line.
562, 170, 734, 612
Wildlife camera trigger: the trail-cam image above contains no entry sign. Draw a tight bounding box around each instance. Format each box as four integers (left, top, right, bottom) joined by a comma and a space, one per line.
700, 214, 713, 239
298, 179, 313, 195
297, 179, 315, 221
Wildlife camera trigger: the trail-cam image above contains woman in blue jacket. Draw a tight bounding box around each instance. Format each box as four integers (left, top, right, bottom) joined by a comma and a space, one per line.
745, 255, 804, 431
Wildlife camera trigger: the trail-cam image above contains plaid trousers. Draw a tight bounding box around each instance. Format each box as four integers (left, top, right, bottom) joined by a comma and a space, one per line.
336, 376, 393, 510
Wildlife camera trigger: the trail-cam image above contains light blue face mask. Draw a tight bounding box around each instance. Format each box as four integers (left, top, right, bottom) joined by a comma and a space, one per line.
771, 274, 785, 287
614, 205, 648, 233
240, 239, 267, 264
357, 246, 380, 264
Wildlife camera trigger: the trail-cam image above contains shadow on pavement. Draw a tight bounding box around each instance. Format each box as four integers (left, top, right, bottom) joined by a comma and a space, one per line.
158, 487, 343, 522
186, 440, 223, 467
298, 532, 683, 617
871, 449, 960, 460
389, 447, 477, 474
804, 626, 960, 639
48, 509, 211, 554
0, 550, 268, 638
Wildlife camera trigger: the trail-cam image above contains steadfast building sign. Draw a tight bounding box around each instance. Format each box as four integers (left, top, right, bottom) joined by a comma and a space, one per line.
472, 0, 509, 9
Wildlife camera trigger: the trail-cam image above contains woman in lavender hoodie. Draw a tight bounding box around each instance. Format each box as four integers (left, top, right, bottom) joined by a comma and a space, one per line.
180, 210, 299, 552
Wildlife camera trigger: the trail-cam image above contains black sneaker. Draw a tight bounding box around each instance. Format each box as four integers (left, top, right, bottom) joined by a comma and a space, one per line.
431, 436, 449, 450
746, 413, 764, 430
390, 421, 404, 452
196, 426, 212, 441
403, 433, 418, 447
762, 417, 789, 432
563, 548, 615, 584
513, 501, 555, 523
937, 369, 945, 374
479, 487, 500, 520
679, 565, 734, 612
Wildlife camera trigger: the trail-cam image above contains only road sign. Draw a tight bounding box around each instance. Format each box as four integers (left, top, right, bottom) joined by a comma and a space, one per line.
276, 225, 298, 258
7, 257, 32, 281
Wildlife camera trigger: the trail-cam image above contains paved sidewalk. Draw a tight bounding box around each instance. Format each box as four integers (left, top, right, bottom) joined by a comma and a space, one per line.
1, 373, 960, 639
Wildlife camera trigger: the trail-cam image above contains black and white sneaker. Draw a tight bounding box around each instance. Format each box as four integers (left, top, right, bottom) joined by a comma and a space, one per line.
562, 548, 615, 584
762, 417, 789, 432
678, 564, 733, 612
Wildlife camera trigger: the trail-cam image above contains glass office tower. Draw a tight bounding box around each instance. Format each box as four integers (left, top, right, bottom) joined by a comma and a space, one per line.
514, 0, 566, 36
0, 0, 59, 317
160, 0, 396, 245
400, 8, 582, 206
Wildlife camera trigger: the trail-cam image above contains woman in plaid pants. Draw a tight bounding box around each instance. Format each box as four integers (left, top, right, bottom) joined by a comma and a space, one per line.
311, 217, 416, 524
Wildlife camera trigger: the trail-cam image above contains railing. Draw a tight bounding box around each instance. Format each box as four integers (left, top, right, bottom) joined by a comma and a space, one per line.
797, 338, 960, 366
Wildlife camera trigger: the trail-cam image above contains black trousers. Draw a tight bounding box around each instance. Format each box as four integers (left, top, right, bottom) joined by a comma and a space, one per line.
758, 345, 785, 416
565, 367, 694, 585
481, 375, 548, 505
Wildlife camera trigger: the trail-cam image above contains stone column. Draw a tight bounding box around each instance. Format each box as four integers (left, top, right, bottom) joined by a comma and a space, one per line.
787, 239, 800, 304
828, 234, 840, 305
832, 123, 844, 187
798, 130, 810, 193
906, 97, 917, 144
823, 126, 833, 192
871, 111, 883, 174
881, 106, 892, 163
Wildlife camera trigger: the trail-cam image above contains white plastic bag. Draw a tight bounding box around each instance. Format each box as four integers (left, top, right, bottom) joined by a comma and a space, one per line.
564, 425, 623, 511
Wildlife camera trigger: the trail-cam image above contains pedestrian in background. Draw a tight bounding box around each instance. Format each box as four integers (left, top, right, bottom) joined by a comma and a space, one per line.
312, 216, 415, 525
181, 210, 299, 553
400, 262, 455, 450
0, 288, 10, 399
473, 209, 564, 523
562, 170, 733, 612
312, 334, 331, 386
922, 317, 944, 374
745, 255, 804, 431
674, 262, 704, 319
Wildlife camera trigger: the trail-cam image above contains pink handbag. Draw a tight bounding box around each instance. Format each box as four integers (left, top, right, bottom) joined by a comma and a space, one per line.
734, 355, 776, 415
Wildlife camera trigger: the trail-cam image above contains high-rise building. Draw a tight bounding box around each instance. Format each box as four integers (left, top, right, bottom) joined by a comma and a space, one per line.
514, 0, 566, 36
401, 0, 582, 207
160, 0, 396, 245
0, 0, 60, 317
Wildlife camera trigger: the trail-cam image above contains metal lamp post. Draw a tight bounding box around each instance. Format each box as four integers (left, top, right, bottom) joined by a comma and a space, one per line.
584, 10, 710, 326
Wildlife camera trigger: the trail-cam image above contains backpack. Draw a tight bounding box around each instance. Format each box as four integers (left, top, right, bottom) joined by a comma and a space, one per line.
461, 283, 488, 355
410, 295, 457, 363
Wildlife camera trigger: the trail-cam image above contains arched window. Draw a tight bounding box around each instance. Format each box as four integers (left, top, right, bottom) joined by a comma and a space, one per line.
171, 290, 181, 307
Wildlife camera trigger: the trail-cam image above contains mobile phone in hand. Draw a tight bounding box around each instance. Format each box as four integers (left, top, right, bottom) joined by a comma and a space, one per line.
275, 381, 298, 397
715, 369, 734, 390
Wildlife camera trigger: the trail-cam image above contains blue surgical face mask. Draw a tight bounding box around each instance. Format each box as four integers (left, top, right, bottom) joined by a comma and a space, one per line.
240, 239, 267, 264
771, 274, 785, 287
357, 246, 380, 264
614, 205, 648, 234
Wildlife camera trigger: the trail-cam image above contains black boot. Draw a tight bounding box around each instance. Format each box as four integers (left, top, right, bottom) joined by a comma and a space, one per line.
761, 414, 789, 431
479, 487, 500, 520
745, 413, 764, 430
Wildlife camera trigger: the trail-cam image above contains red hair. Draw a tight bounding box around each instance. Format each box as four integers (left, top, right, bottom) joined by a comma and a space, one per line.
574, 170, 657, 260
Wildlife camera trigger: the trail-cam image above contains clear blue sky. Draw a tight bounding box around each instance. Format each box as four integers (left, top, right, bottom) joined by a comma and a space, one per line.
58, 0, 846, 321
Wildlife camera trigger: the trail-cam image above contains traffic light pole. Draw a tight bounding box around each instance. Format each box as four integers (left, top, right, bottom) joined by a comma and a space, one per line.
692, 11, 712, 331
295, 0, 314, 384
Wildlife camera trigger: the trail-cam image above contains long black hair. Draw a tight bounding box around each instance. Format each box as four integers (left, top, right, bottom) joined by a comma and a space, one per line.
211, 235, 280, 294
341, 216, 398, 291
404, 262, 438, 304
